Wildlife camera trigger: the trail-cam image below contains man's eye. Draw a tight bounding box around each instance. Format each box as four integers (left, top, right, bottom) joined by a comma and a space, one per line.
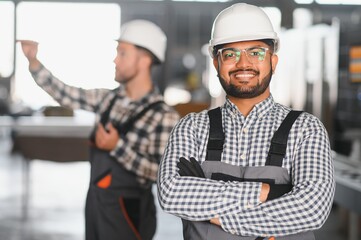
249, 49, 264, 56
118, 51, 126, 57
223, 51, 235, 58
249, 51, 260, 56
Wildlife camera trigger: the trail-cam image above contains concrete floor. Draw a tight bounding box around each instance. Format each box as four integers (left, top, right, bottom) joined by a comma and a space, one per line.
0, 135, 351, 240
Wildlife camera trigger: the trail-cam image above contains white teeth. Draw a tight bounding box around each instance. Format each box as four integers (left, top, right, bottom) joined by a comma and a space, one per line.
235, 73, 254, 78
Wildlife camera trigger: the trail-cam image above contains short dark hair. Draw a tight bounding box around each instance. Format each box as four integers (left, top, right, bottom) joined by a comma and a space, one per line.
135, 45, 161, 65
259, 39, 275, 53
212, 44, 224, 58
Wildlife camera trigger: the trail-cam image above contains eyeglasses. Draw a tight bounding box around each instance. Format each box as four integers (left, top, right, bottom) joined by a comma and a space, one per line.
217, 47, 269, 65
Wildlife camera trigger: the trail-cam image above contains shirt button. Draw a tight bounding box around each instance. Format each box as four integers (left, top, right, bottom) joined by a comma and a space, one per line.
230, 230, 236, 234
241, 154, 246, 160
243, 128, 248, 133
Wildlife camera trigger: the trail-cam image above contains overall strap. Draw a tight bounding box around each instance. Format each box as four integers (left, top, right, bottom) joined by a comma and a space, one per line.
206, 107, 224, 161
266, 110, 303, 167
99, 88, 119, 127
89, 88, 119, 142
116, 100, 164, 136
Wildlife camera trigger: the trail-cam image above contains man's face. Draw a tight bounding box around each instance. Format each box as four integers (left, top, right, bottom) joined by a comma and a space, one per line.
113, 41, 141, 84
213, 40, 278, 99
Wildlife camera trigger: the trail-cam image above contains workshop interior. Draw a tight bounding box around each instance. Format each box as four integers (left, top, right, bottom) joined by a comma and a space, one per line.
0, 0, 360, 239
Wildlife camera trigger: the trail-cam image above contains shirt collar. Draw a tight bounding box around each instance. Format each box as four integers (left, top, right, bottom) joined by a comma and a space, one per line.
223, 95, 275, 119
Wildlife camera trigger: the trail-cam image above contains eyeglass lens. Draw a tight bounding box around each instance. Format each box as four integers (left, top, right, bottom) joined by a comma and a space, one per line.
219, 47, 268, 64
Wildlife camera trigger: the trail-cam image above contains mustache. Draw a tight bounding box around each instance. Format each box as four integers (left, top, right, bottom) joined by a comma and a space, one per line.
228, 68, 259, 76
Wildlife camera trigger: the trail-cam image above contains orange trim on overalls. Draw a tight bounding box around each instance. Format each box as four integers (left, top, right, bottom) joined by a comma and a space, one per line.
118, 197, 142, 240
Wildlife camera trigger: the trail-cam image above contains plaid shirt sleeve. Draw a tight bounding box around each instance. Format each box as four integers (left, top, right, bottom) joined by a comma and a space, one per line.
110, 105, 180, 185
158, 110, 335, 237
220, 115, 335, 237
31, 64, 109, 111
32, 64, 180, 186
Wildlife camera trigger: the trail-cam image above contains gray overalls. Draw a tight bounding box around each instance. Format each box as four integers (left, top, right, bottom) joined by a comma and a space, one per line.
85, 90, 162, 240
182, 108, 315, 240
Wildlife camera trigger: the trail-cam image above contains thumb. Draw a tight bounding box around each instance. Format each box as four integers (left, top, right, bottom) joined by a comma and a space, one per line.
107, 122, 117, 133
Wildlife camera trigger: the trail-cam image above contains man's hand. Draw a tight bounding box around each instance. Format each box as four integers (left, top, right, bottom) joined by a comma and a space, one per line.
17, 40, 41, 71
267, 184, 293, 200
210, 217, 221, 226
260, 183, 270, 203
95, 123, 119, 151
177, 157, 205, 178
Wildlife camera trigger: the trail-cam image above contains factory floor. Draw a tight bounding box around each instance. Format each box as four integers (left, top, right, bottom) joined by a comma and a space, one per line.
0, 135, 352, 240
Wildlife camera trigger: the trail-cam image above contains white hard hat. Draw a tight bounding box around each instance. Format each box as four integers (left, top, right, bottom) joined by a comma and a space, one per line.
209, 3, 279, 57
117, 19, 167, 63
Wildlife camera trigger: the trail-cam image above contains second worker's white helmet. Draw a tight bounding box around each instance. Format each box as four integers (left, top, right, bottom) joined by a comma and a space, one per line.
117, 19, 167, 63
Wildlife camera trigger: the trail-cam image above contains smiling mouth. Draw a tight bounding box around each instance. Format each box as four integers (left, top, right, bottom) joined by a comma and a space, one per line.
235, 73, 255, 78
231, 70, 258, 80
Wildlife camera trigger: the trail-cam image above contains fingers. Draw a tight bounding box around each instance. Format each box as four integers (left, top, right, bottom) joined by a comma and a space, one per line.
267, 184, 293, 200
106, 122, 117, 133
177, 158, 197, 176
95, 124, 106, 146
177, 158, 192, 176
180, 157, 200, 177
177, 157, 205, 178
16, 39, 39, 45
210, 217, 221, 226
95, 123, 119, 151
178, 167, 188, 176
106, 122, 120, 144
95, 123, 109, 147
17, 39, 41, 70
17, 39, 39, 54
96, 123, 106, 137
190, 157, 205, 178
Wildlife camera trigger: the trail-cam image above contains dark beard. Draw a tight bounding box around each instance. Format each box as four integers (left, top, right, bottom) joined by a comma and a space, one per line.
115, 70, 137, 85
218, 67, 272, 99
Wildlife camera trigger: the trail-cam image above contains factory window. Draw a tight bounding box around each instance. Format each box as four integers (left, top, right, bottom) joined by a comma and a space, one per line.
295, 0, 361, 4
0, 1, 15, 78
316, 0, 361, 5
15, 2, 120, 110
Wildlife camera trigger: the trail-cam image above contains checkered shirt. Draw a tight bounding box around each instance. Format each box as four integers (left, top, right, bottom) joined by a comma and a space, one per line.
157, 96, 335, 237
31, 65, 179, 186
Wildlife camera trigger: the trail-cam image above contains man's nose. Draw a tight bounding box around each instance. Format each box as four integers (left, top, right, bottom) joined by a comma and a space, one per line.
235, 50, 252, 67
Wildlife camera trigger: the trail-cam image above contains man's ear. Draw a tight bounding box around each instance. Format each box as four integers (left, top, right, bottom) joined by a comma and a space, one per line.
213, 57, 219, 70
139, 54, 153, 69
271, 54, 278, 73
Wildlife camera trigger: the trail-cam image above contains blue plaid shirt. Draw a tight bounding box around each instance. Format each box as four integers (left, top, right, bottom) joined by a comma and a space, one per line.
31, 65, 179, 186
158, 96, 335, 237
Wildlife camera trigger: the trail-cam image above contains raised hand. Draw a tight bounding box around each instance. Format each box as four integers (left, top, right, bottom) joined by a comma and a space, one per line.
17, 40, 41, 71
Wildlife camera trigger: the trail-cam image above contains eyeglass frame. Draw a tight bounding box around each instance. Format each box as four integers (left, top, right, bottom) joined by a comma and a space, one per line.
216, 47, 270, 65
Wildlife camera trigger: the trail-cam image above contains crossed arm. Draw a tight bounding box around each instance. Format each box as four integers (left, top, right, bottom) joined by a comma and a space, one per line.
157, 113, 335, 236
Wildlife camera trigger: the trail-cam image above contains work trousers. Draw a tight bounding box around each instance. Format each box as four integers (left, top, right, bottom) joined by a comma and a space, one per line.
85, 147, 156, 240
